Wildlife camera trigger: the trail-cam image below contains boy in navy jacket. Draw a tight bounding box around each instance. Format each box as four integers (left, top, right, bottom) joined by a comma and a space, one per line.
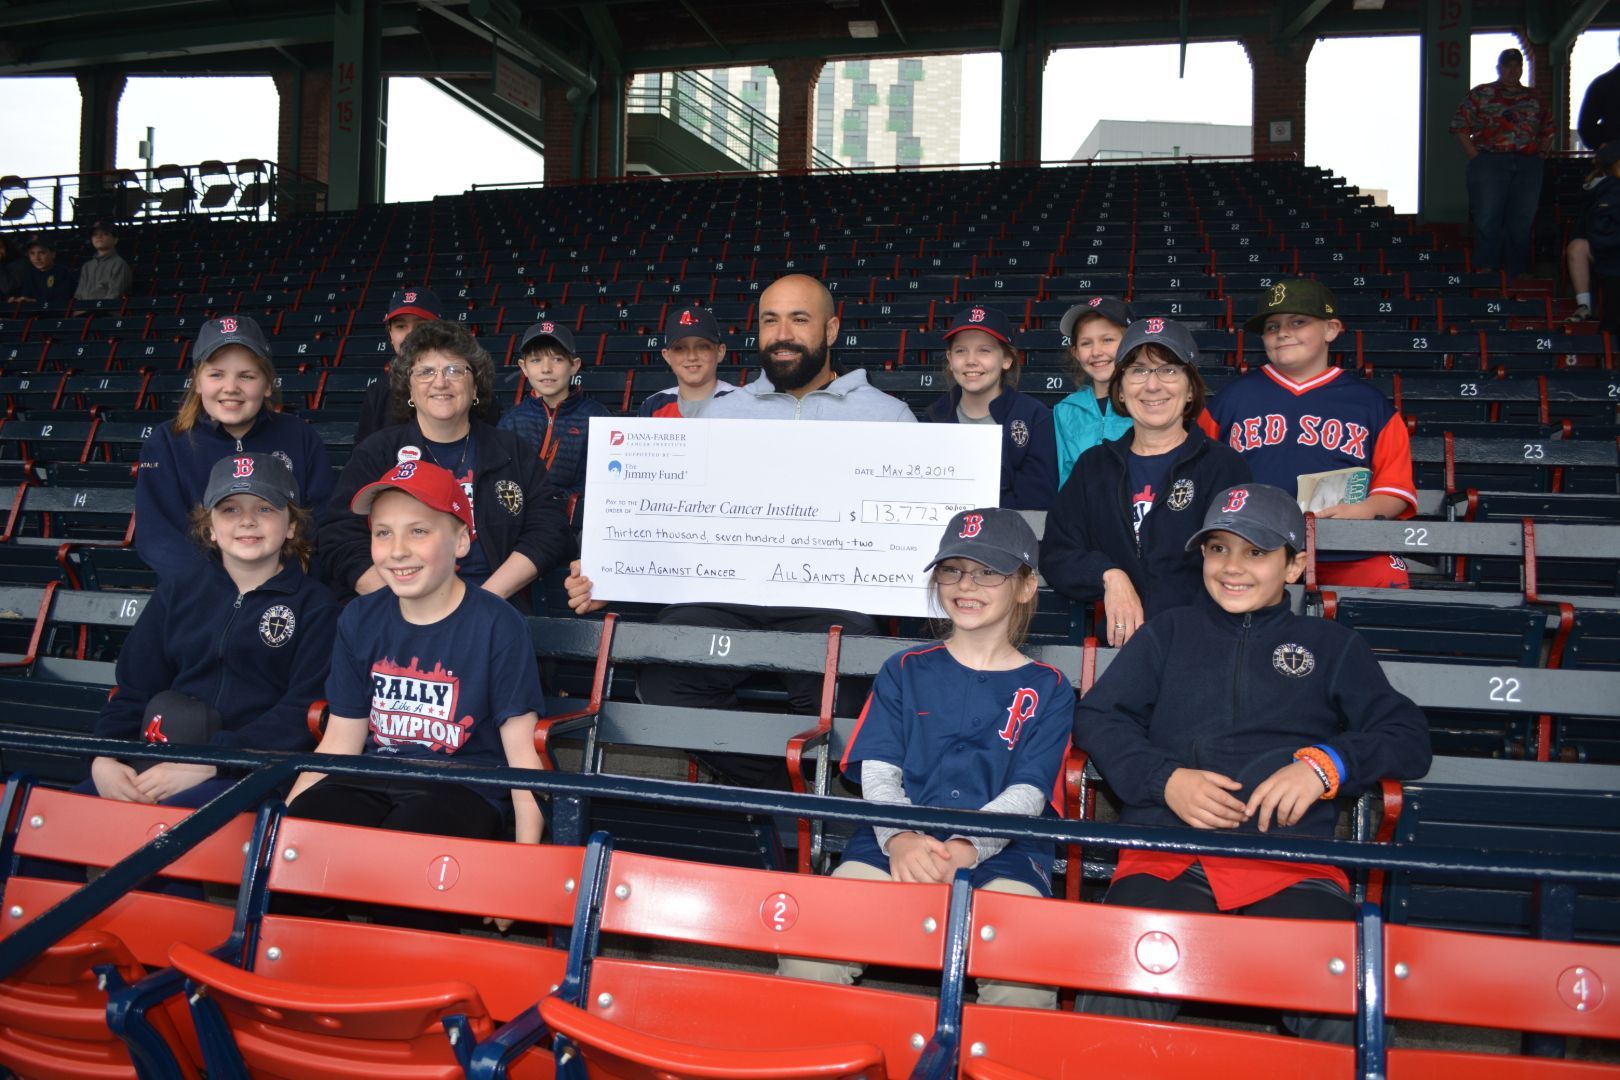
498, 320, 609, 529
1074, 483, 1431, 1042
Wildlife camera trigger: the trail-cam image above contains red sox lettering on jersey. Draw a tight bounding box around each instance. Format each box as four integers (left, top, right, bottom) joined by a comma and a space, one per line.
997, 688, 1040, 749
1228, 413, 1371, 459
369, 656, 474, 753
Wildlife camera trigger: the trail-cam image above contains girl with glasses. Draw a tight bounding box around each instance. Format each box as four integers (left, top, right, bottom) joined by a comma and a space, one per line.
779, 507, 1071, 1010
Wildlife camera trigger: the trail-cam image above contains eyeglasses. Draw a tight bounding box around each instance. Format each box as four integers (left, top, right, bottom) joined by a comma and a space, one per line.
410, 364, 471, 383
1122, 364, 1187, 383
933, 565, 1011, 587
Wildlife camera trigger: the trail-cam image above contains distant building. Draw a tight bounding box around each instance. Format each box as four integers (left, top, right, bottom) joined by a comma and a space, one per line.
1073, 119, 1250, 161
814, 56, 963, 168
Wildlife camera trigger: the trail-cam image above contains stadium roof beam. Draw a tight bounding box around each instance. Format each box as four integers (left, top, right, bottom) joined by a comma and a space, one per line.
0, 0, 203, 28
459, 0, 596, 95
677, 1, 728, 53
1275, 0, 1333, 44
998, 0, 1018, 52
1551, 0, 1609, 55
427, 75, 546, 153
0, 6, 420, 74
580, 4, 624, 75
878, 0, 910, 47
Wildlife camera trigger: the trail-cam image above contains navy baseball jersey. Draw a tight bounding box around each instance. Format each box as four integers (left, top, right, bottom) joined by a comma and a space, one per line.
1209, 365, 1417, 513
326, 585, 543, 805
841, 643, 1074, 893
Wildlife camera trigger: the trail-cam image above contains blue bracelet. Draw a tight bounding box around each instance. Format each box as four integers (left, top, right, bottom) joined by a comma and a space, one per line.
1313, 744, 1346, 784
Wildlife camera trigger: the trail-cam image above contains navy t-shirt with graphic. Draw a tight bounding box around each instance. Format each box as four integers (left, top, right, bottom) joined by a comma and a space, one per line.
422, 437, 492, 585
325, 583, 543, 804
1126, 450, 1174, 540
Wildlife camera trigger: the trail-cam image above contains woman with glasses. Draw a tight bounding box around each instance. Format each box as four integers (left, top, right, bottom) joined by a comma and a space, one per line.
319, 320, 572, 607
1040, 318, 1249, 646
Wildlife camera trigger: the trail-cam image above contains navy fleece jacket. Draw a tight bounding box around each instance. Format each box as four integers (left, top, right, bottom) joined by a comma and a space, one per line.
924, 384, 1058, 510
1040, 427, 1250, 618
1074, 593, 1433, 840
94, 559, 338, 753
135, 410, 334, 582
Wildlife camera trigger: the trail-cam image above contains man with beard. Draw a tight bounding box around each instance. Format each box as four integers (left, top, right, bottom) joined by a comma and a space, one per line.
563, 273, 913, 788
704, 274, 916, 421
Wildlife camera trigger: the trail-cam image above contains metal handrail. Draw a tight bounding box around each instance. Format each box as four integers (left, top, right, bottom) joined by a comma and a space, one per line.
0, 160, 325, 228
628, 69, 845, 173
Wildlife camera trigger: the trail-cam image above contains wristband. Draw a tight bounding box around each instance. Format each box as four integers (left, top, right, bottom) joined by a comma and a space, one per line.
1293, 747, 1340, 800
1312, 744, 1347, 784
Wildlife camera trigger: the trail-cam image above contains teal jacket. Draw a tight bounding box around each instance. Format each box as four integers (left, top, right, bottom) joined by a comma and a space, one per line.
1053, 387, 1132, 488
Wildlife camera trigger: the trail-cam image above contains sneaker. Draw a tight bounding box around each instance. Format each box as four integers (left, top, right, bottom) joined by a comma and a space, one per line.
1565, 304, 1593, 323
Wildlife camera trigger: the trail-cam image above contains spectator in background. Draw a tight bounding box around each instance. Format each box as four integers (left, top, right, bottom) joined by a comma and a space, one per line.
0, 234, 22, 298
357, 287, 476, 443
498, 319, 609, 531
1563, 141, 1620, 324
322, 320, 571, 609
1451, 48, 1554, 277
7, 235, 76, 310
74, 221, 134, 302
1578, 38, 1620, 152
638, 305, 737, 417
923, 304, 1057, 510
1053, 297, 1135, 487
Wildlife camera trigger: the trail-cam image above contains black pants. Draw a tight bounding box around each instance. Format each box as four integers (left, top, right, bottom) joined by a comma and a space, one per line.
635, 604, 879, 790
1076, 863, 1355, 1044
274, 776, 503, 932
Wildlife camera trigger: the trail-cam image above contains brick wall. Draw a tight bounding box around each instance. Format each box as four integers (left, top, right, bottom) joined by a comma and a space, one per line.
770, 58, 825, 172
1243, 35, 1313, 161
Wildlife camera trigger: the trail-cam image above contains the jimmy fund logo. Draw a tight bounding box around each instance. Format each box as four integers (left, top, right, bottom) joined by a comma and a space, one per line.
368, 656, 472, 753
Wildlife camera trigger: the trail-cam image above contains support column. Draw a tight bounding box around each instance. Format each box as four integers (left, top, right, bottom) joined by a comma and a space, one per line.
1419, 0, 1472, 223
1522, 35, 1571, 151
76, 67, 125, 178
541, 72, 597, 183
1000, 6, 1045, 163
770, 58, 824, 173
275, 66, 330, 181
329, 0, 384, 210
1242, 36, 1312, 162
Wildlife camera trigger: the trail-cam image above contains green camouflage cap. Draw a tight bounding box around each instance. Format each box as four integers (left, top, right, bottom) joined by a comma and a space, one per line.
1243, 279, 1340, 333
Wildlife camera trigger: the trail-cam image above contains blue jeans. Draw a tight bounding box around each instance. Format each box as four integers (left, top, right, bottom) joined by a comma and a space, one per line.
1466, 151, 1544, 275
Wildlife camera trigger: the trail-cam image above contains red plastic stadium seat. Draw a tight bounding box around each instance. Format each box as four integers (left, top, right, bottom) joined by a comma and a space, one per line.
519, 850, 950, 1078
957, 889, 1356, 1076
539, 996, 887, 1079
169, 942, 490, 1080
0, 787, 258, 1078
0, 929, 199, 1080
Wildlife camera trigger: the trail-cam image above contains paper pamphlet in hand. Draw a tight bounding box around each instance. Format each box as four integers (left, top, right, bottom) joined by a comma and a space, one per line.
1295, 466, 1371, 512
578, 417, 1002, 617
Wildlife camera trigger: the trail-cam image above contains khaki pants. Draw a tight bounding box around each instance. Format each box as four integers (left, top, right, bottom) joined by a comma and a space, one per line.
777, 859, 1058, 1010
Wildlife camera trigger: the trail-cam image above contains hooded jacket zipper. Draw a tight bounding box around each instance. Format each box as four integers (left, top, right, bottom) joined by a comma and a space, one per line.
1231, 611, 1253, 718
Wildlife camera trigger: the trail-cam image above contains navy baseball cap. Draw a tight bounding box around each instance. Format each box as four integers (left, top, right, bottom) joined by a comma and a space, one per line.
384, 287, 442, 323
88, 221, 118, 237
141, 691, 222, 747
663, 305, 722, 346
519, 318, 577, 357
1185, 484, 1305, 553
202, 451, 299, 509
24, 234, 54, 252
194, 315, 272, 365
1060, 297, 1134, 339
925, 508, 1039, 576
943, 305, 1014, 346
1116, 317, 1198, 368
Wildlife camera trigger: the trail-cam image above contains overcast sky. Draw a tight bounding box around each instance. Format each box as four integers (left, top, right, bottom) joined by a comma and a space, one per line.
3, 29, 1618, 214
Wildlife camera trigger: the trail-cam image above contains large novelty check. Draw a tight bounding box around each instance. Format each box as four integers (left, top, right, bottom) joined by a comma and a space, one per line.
578, 417, 1001, 616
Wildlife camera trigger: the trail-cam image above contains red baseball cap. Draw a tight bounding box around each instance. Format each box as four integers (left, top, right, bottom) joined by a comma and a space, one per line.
350, 460, 476, 537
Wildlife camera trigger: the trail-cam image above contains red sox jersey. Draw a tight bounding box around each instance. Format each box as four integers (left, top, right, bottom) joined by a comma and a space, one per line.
840, 643, 1074, 893
1209, 365, 1417, 516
